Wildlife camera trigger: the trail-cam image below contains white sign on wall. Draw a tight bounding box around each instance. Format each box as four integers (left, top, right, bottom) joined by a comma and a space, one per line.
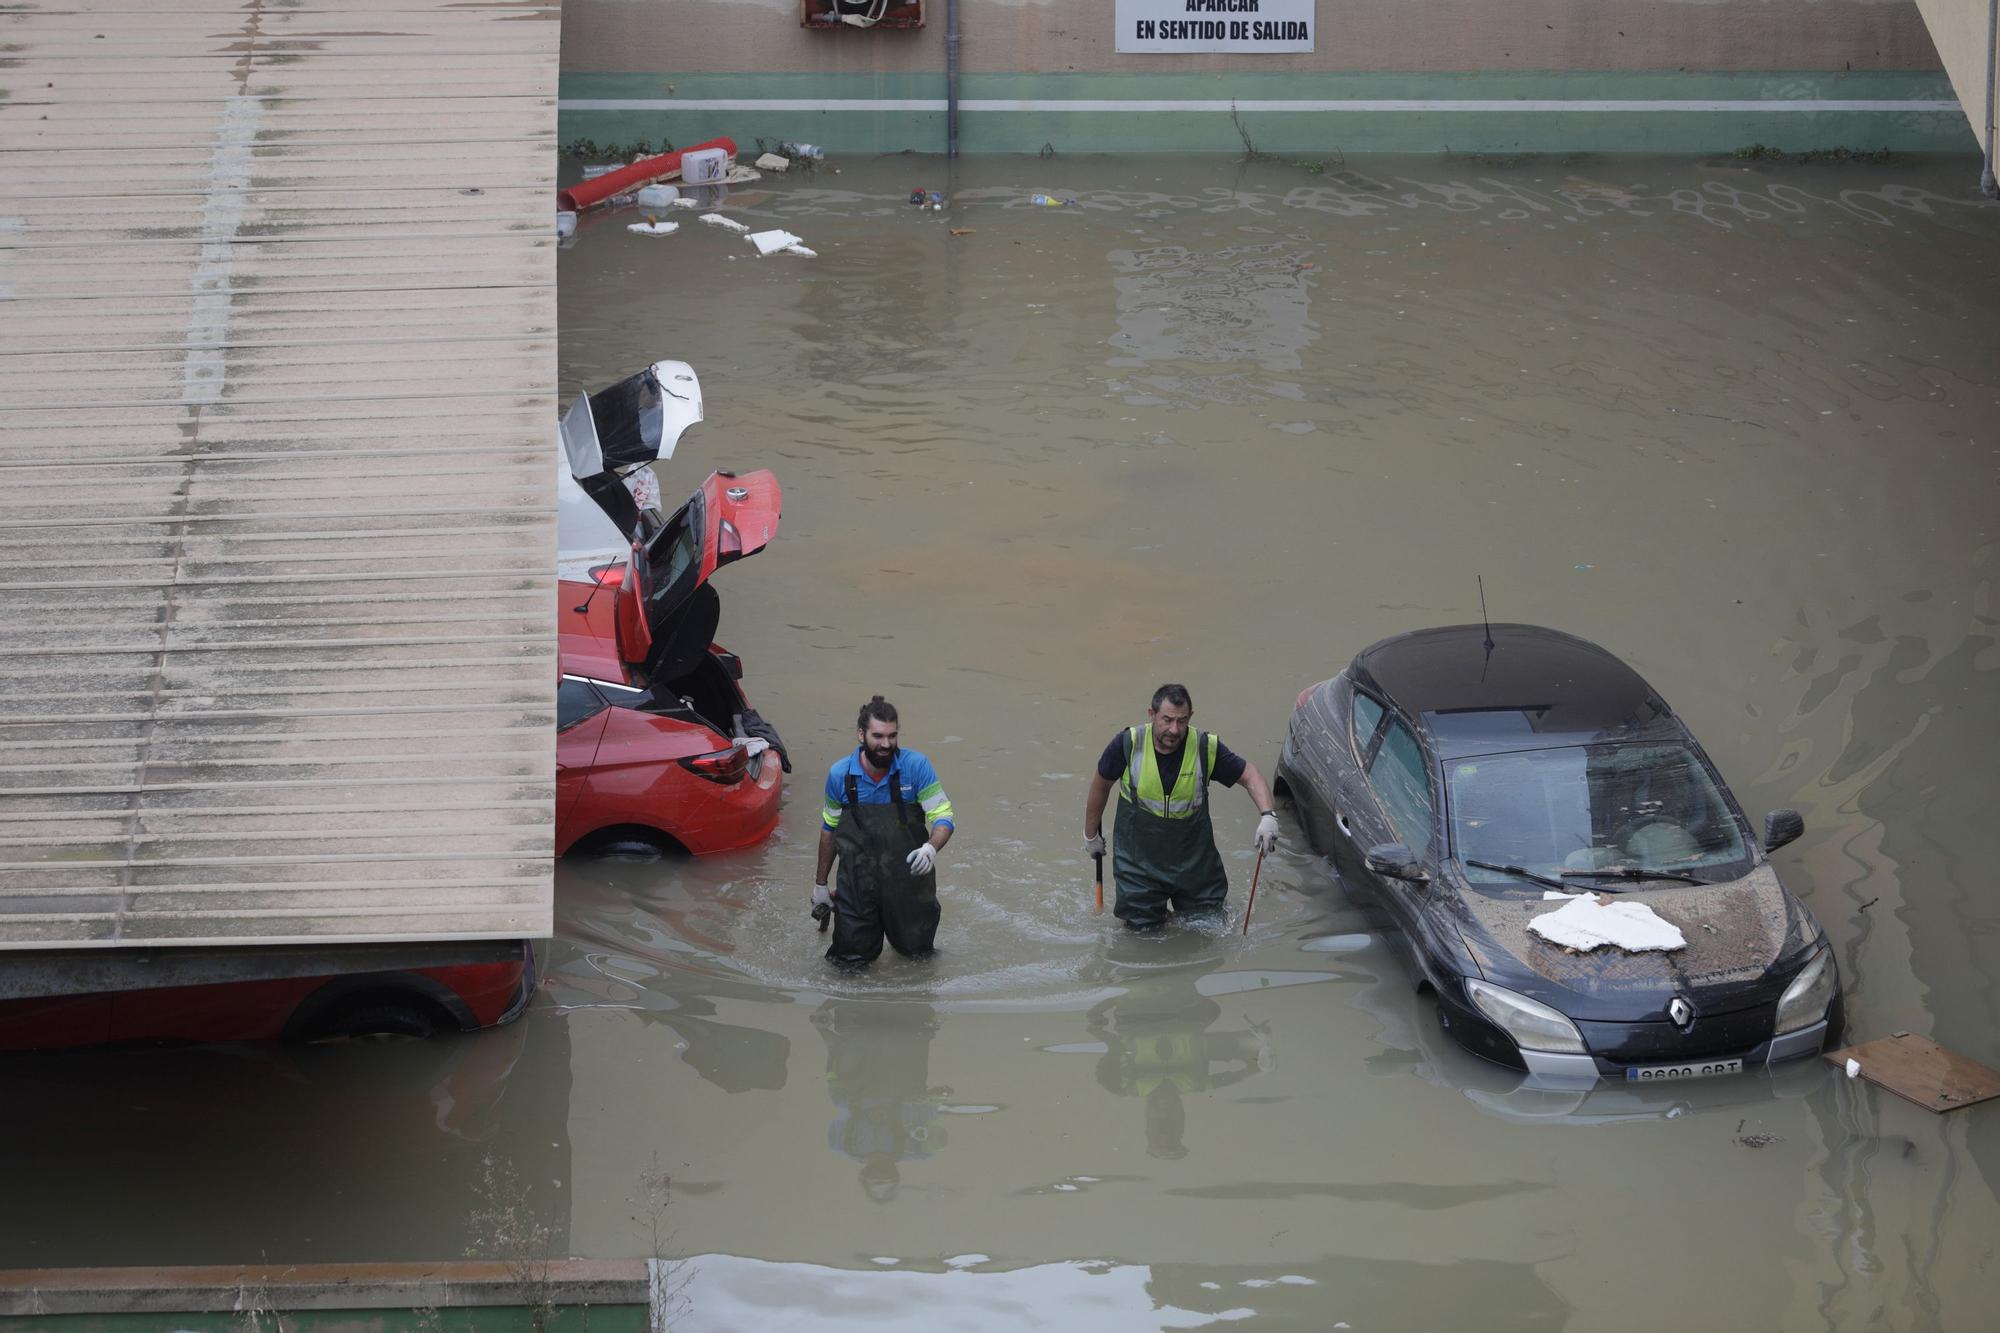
1114, 0, 1315, 55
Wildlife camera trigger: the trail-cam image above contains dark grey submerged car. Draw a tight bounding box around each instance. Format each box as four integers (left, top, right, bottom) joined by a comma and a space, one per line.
1274, 624, 1843, 1084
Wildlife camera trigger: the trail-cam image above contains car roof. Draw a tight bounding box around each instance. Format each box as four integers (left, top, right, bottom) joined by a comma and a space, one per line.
1350, 624, 1677, 756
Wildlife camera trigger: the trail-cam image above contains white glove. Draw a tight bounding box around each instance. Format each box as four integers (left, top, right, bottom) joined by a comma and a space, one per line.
1084, 832, 1106, 857
906, 843, 938, 876
1253, 812, 1280, 854
811, 882, 834, 908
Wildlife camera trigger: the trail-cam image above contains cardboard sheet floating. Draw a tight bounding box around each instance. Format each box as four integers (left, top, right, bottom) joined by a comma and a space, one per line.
1825, 1034, 2000, 1113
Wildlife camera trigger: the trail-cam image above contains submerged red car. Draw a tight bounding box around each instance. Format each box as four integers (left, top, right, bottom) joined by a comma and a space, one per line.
0, 941, 535, 1052
555, 361, 789, 856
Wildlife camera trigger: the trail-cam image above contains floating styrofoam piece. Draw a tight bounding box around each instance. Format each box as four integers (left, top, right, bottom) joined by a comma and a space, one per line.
699, 213, 750, 233
781, 243, 817, 258
754, 153, 791, 173
1845, 1058, 1862, 1078
634, 184, 680, 208
748, 228, 804, 256
724, 165, 763, 184
1529, 891, 1687, 953
668, 198, 700, 209
627, 220, 679, 236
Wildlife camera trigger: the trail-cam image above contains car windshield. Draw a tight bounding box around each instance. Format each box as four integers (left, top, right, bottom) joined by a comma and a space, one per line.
1446, 742, 1750, 886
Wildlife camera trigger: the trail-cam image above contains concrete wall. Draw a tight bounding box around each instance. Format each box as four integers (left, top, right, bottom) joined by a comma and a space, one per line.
559, 0, 1975, 153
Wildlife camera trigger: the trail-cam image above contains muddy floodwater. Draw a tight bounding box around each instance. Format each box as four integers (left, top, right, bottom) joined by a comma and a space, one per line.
8, 154, 2000, 1330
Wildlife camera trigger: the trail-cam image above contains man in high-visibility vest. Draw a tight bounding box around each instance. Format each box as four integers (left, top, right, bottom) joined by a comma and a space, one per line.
1082, 683, 1280, 930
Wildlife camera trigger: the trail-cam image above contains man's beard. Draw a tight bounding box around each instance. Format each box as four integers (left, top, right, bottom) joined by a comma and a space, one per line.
865, 744, 898, 769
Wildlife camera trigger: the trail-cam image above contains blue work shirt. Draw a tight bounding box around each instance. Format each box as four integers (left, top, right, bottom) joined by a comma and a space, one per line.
821, 749, 956, 833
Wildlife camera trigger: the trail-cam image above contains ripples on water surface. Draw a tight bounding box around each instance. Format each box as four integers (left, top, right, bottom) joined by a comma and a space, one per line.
7, 155, 1999, 1329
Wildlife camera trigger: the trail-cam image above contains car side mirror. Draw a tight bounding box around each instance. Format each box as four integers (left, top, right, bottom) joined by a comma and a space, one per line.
1763, 809, 1804, 853
1364, 843, 1429, 884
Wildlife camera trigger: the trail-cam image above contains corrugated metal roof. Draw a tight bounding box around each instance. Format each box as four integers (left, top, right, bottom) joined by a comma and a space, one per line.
0, 1, 560, 949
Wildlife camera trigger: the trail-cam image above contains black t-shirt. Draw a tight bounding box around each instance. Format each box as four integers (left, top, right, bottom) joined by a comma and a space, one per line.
1097, 729, 1246, 791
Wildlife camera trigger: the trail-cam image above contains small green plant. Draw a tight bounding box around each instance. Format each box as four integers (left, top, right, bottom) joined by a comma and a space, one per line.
564, 136, 674, 162
467, 1151, 561, 1333
1731, 143, 1895, 164
628, 1153, 687, 1332
1230, 103, 1276, 163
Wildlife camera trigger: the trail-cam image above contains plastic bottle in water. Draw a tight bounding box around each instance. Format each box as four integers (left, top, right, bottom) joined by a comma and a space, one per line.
781, 142, 825, 161
1030, 193, 1075, 208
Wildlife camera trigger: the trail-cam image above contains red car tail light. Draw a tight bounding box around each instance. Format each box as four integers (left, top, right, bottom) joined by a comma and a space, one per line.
719, 517, 743, 561
678, 743, 750, 785
589, 560, 626, 587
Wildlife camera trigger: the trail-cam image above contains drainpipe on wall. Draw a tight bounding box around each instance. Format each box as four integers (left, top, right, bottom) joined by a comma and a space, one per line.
946, 0, 961, 158
1984, 0, 1998, 196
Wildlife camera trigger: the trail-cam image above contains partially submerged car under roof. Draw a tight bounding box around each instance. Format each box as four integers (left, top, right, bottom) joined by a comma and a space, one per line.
1277, 624, 1841, 1085
555, 362, 789, 857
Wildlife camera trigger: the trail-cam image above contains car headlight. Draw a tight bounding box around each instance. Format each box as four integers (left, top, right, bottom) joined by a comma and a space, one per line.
1774, 945, 1838, 1035
1464, 978, 1587, 1054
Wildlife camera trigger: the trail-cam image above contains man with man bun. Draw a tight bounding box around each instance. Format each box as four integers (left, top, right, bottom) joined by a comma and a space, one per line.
814, 695, 956, 969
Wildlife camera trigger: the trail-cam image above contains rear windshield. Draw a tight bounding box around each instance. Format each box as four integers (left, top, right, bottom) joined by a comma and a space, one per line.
589, 367, 667, 470
644, 489, 705, 623
1446, 742, 1750, 885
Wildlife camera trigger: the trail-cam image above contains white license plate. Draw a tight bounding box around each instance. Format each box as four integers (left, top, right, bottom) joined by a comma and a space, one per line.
1625, 1058, 1743, 1082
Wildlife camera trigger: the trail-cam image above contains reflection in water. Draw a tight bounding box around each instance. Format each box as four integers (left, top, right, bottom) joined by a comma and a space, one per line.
1083, 933, 1272, 1159
816, 1000, 948, 1202
0, 1011, 572, 1266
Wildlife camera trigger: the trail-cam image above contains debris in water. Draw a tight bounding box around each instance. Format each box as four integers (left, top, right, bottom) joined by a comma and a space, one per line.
628, 216, 679, 236
700, 214, 750, 234
747, 228, 813, 257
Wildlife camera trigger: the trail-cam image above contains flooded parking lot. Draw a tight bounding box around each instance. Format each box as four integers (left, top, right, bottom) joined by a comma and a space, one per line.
8, 152, 2000, 1329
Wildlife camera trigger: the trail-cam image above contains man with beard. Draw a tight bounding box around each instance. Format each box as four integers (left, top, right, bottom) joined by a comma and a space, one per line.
1082, 683, 1279, 930
815, 695, 956, 969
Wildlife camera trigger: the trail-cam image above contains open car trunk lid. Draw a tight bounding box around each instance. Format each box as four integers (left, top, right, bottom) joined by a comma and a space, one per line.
629, 468, 783, 676
557, 360, 705, 555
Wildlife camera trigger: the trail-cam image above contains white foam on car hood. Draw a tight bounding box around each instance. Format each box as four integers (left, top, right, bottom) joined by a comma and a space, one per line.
1530, 891, 1688, 953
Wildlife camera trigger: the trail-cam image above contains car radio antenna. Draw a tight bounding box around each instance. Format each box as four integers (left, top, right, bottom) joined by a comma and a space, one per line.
572, 544, 632, 615
1478, 575, 1495, 681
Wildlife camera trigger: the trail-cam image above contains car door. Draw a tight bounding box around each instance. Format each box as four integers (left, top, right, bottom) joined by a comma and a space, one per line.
556, 676, 610, 836
1322, 685, 1389, 887
1353, 713, 1444, 972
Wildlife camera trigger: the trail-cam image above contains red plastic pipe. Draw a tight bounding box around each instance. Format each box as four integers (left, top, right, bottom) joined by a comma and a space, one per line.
557, 136, 737, 213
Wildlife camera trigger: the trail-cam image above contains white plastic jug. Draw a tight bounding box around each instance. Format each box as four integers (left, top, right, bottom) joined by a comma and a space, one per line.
681, 148, 728, 185
635, 184, 680, 208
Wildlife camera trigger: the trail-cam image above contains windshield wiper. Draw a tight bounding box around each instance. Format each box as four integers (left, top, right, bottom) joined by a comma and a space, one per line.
1464, 859, 1570, 891
1560, 866, 1705, 886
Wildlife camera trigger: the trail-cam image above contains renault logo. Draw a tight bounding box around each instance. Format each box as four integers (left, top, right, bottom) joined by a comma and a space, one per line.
1668, 996, 1695, 1027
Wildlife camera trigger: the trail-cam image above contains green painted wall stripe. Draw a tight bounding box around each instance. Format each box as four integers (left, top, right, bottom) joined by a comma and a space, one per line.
562, 70, 1960, 100
558, 70, 1975, 154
